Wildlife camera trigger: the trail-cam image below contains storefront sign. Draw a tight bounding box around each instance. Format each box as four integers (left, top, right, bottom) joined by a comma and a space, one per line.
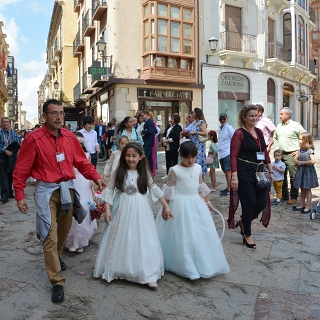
218, 73, 249, 94
138, 88, 192, 100
150, 102, 172, 107
298, 95, 308, 103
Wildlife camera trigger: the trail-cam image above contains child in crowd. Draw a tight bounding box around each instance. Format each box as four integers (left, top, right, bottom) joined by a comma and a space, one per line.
292, 132, 319, 214
103, 135, 129, 183
271, 149, 286, 206
94, 142, 173, 288
207, 130, 219, 192
65, 132, 97, 253
156, 141, 229, 280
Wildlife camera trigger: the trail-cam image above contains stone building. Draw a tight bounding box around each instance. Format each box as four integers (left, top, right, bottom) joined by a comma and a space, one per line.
73, 0, 203, 135
0, 21, 9, 120
202, 0, 316, 132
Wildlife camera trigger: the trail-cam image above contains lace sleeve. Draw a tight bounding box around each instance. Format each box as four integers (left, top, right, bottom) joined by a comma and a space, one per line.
230, 129, 243, 173
103, 152, 116, 176
162, 167, 176, 200
198, 171, 211, 196
101, 170, 117, 204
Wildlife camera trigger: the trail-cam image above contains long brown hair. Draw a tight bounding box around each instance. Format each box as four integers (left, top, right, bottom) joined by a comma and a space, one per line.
114, 142, 150, 194
300, 132, 315, 150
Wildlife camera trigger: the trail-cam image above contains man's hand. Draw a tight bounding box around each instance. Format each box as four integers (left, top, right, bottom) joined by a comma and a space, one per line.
17, 199, 28, 214
96, 179, 106, 191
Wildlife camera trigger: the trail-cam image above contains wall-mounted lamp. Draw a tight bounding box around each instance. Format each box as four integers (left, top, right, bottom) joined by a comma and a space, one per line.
54, 80, 59, 91
206, 35, 218, 63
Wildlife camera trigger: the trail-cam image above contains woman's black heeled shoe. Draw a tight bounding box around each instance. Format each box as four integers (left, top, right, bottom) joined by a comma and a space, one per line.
236, 220, 244, 236
243, 237, 256, 249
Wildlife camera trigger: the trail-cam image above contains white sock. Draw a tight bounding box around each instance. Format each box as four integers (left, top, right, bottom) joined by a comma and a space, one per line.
276, 198, 280, 202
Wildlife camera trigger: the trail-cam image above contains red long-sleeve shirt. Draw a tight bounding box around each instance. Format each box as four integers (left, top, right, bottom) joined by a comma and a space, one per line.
13, 125, 101, 201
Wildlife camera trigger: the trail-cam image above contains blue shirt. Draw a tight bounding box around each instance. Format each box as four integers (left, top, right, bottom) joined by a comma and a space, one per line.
0, 128, 20, 154
218, 123, 235, 159
272, 160, 286, 181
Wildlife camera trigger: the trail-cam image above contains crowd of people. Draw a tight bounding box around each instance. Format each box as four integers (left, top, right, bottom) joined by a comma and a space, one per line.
0, 98, 317, 303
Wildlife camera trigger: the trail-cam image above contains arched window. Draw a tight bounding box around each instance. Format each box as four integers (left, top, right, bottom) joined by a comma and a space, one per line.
283, 13, 292, 61
298, 16, 305, 65
267, 78, 276, 123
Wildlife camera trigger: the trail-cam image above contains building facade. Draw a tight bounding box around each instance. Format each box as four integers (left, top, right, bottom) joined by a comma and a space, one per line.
0, 21, 9, 120
310, 0, 320, 137
202, 0, 316, 133
73, 0, 203, 135
6, 56, 19, 127
45, 0, 79, 122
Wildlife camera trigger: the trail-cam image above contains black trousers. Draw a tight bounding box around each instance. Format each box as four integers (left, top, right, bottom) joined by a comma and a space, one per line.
0, 153, 13, 201
165, 149, 179, 174
238, 178, 268, 236
90, 153, 98, 168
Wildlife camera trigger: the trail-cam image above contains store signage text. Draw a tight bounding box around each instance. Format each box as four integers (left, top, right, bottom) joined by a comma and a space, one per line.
138, 88, 192, 100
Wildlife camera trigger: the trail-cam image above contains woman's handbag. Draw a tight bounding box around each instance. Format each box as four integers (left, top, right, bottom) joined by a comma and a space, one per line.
205, 156, 214, 164
255, 164, 271, 189
198, 133, 208, 143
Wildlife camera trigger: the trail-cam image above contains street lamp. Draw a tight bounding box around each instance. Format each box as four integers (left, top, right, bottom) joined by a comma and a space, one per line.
97, 37, 106, 55
206, 35, 219, 63
53, 80, 59, 99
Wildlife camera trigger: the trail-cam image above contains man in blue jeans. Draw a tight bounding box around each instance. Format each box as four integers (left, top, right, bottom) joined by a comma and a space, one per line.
218, 113, 235, 196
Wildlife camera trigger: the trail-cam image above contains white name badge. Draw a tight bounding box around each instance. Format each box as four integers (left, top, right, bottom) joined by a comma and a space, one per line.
56, 153, 65, 162
256, 152, 265, 160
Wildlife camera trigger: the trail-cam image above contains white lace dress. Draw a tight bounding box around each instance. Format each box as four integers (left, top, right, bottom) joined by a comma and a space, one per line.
65, 152, 97, 250
93, 170, 165, 284
156, 164, 230, 279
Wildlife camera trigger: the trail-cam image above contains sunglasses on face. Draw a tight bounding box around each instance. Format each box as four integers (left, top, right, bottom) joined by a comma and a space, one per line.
219, 118, 226, 121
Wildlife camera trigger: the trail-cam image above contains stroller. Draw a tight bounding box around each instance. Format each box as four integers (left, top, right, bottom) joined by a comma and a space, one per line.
310, 200, 320, 220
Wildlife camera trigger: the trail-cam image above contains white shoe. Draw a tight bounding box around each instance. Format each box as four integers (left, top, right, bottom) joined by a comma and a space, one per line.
148, 282, 158, 288
161, 175, 168, 180
68, 246, 76, 252
76, 247, 83, 253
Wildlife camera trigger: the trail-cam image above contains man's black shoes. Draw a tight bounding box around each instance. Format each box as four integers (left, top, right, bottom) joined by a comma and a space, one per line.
0, 199, 8, 204
59, 256, 67, 271
52, 285, 64, 302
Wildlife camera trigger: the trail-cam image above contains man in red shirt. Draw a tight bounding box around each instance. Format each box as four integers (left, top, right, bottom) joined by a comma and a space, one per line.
13, 99, 106, 303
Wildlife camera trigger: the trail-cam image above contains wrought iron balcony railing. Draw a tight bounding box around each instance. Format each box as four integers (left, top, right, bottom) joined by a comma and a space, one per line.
219, 31, 257, 54
73, 81, 81, 103
266, 41, 289, 62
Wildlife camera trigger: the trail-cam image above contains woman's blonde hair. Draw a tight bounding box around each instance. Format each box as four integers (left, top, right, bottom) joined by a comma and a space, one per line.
300, 132, 315, 150
238, 104, 258, 127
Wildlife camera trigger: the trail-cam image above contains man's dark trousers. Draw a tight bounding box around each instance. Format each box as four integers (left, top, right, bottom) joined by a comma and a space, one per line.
0, 153, 13, 201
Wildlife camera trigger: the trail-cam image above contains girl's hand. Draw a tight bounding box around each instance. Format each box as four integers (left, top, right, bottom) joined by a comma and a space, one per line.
105, 211, 112, 225
162, 206, 174, 221
90, 180, 94, 188
207, 203, 214, 212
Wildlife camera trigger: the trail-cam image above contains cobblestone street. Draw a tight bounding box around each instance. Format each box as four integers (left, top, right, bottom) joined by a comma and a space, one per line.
1, 145, 320, 319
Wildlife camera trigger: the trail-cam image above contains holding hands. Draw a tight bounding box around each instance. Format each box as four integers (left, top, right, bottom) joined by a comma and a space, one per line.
162, 206, 174, 221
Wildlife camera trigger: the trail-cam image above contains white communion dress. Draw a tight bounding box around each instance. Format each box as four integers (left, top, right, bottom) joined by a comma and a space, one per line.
93, 170, 165, 284
156, 164, 230, 280
65, 153, 97, 250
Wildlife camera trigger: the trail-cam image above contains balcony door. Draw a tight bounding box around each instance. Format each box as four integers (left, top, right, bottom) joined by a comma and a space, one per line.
225, 5, 242, 51
268, 19, 275, 58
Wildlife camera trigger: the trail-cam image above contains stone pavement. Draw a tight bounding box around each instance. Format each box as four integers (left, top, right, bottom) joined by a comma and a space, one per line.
1, 142, 320, 319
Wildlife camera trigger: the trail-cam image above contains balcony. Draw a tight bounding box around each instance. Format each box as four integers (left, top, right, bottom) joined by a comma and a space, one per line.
0, 74, 9, 102
309, 6, 317, 23
74, 0, 80, 13
142, 55, 196, 84
265, 41, 290, 75
73, 81, 81, 103
218, 31, 257, 67
92, 0, 107, 20
82, 72, 94, 93
83, 9, 96, 37
309, 59, 316, 75
73, 30, 85, 57
54, 37, 62, 57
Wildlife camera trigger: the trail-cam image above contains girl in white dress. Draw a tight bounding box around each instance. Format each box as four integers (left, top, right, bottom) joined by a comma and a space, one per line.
94, 142, 173, 288
65, 133, 97, 253
102, 135, 129, 183
156, 141, 230, 280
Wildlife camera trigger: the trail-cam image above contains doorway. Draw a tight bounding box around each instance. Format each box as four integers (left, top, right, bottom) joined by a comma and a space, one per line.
152, 107, 172, 143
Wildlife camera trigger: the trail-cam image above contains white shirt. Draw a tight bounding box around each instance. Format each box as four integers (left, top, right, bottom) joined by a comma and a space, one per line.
218, 123, 235, 159
79, 129, 99, 154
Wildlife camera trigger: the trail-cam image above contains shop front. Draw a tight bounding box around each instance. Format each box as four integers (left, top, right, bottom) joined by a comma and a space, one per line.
218, 72, 250, 128
137, 88, 193, 140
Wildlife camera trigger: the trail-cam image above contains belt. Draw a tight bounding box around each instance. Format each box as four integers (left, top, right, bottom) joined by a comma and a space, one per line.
238, 158, 263, 166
